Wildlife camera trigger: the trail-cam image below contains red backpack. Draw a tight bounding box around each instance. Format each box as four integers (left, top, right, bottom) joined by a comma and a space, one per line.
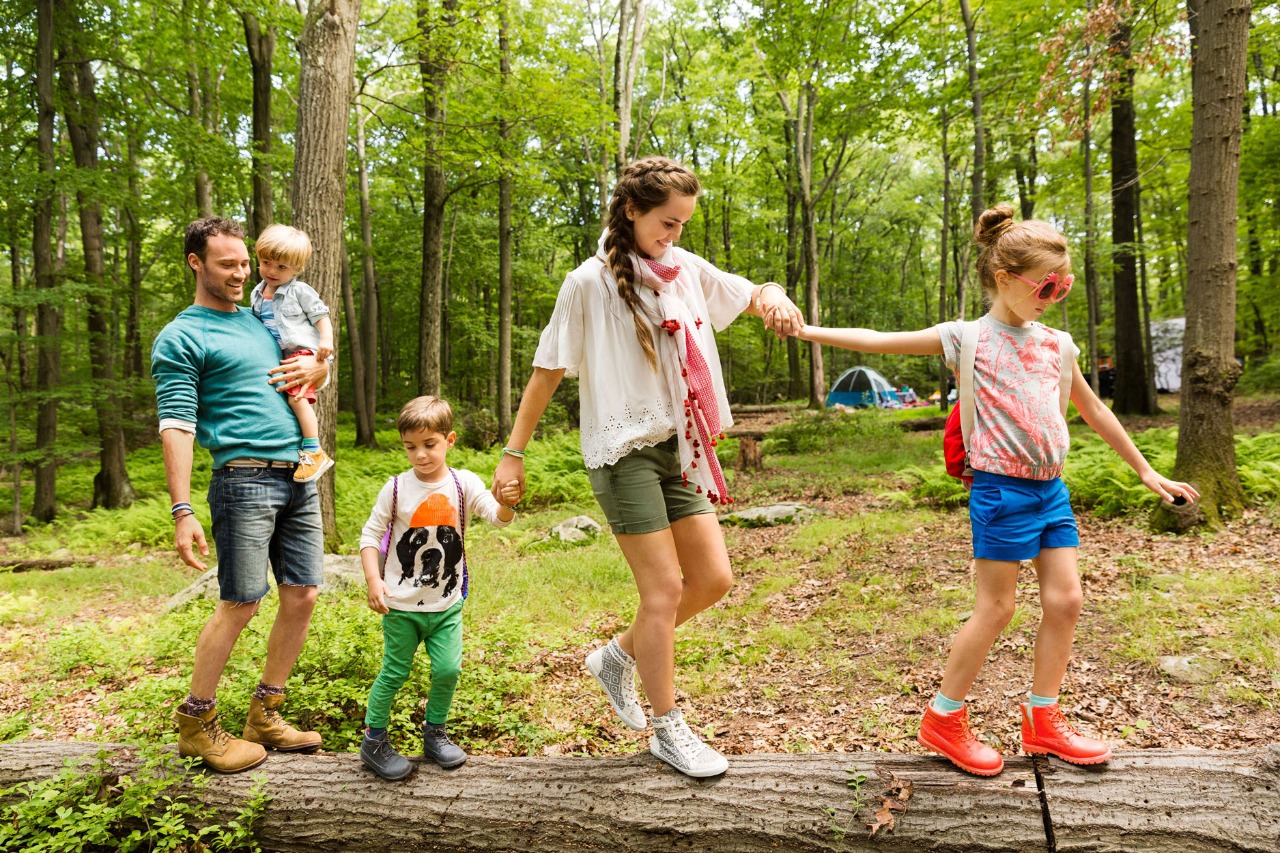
943, 320, 1073, 490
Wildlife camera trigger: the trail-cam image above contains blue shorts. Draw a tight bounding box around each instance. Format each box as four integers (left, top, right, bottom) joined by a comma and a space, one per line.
208, 466, 325, 603
968, 471, 1079, 562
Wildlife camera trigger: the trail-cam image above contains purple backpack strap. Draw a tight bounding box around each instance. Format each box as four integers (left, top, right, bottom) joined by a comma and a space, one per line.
450, 468, 469, 600
377, 475, 398, 579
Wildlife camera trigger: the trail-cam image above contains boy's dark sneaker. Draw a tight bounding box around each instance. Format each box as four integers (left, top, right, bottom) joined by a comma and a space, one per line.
422, 722, 467, 769
360, 730, 414, 781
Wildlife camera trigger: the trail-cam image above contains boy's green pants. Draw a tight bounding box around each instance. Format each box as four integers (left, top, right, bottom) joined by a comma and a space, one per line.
364, 601, 463, 728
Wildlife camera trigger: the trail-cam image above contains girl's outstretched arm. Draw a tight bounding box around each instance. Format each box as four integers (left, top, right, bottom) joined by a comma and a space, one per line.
797, 325, 944, 356
1068, 361, 1200, 505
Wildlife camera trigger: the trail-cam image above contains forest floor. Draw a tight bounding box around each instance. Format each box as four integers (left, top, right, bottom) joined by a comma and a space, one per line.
2, 395, 1277, 762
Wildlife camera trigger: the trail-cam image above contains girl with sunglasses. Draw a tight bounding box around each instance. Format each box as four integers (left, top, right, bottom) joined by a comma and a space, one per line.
795, 203, 1196, 776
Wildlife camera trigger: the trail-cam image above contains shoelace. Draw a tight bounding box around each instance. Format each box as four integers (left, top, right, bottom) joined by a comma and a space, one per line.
201, 715, 231, 747
298, 452, 316, 466
940, 713, 982, 748
663, 717, 707, 759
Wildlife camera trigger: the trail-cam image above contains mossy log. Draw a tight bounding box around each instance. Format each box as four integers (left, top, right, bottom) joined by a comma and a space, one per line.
2, 742, 1278, 852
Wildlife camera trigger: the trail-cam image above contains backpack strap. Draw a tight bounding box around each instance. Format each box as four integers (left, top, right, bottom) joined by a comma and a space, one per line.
957, 319, 981, 450
1052, 329, 1074, 415
377, 474, 399, 580
450, 468, 469, 600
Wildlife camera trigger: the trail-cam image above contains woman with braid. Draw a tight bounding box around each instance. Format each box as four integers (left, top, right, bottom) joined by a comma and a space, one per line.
494, 157, 803, 777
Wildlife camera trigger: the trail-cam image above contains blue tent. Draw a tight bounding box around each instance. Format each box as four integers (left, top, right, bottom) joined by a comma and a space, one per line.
825, 365, 898, 408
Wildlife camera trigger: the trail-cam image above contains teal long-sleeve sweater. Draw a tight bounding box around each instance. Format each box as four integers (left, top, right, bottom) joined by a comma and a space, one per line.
151, 305, 301, 468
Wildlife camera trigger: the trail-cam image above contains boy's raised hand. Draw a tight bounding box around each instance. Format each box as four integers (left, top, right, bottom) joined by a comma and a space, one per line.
366, 577, 390, 614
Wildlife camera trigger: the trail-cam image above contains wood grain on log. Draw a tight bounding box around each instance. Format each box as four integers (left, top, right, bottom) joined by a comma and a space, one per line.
2, 743, 1277, 852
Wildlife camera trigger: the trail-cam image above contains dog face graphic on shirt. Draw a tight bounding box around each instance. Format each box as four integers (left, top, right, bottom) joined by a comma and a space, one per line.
394, 493, 463, 599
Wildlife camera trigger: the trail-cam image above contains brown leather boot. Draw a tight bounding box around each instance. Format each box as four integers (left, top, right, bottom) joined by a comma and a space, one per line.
174, 705, 268, 773
242, 693, 322, 752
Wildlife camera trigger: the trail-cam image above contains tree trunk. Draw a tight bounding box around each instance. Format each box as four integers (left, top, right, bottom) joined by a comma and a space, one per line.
1109, 19, 1155, 415
352, 101, 379, 449
293, 0, 361, 548
338, 247, 371, 450
2, 743, 1278, 852
242, 10, 275, 240
612, 0, 648, 175
1082, 29, 1102, 394
784, 121, 803, 400
497, 5, 514, 442
1135, 180, 1160, 408
58, 0, 136, 510
417, 0, 456, 397
32, 0, 60, 523
798, 84, 824, 409
959, 0, 984, 228
1013, 135, 1037, 220
1154, 0, 1249, 532
938, 101, 952, 414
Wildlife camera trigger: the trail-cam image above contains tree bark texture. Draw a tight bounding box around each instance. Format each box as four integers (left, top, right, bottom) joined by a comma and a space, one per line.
58, 0, 136, 511
242, 10, 275, 240
1109, 20, 1155, 415
32, 0, 60, 524
1156, 0, 1250, 531
2, 743, 1278, 852
293, 0, 361, 547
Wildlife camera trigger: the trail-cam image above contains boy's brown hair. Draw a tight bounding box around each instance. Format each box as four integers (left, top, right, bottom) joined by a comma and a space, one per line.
398, 396, 454, 436
255, 224, 313, 271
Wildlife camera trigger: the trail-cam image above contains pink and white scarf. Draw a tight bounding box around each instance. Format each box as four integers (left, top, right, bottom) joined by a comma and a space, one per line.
598, 244, 733, 504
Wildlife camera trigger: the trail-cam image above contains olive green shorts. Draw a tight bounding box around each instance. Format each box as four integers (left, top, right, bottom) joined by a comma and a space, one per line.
587, 436, 715, 535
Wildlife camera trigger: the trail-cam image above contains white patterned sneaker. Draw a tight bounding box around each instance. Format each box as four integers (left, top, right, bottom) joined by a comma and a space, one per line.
649, 707, 728, 778
585, 638, 646, 730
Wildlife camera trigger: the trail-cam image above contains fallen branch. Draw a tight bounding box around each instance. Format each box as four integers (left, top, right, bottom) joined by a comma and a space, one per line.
3, 743, 1278, 851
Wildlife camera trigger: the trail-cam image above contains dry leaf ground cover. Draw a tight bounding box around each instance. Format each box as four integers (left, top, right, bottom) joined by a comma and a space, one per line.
1, 398, 1277, 765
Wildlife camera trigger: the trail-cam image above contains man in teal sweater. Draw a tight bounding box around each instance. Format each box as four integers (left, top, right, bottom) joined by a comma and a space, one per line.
152, 217, 331, 773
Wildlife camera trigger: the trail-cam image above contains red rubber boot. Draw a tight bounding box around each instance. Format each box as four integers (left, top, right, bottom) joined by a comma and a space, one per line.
1020, 703, 1112, 765
917, 704, 1004, 776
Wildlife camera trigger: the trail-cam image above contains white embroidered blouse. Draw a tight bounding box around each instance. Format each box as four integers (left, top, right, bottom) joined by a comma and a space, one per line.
533, 245, 754, 469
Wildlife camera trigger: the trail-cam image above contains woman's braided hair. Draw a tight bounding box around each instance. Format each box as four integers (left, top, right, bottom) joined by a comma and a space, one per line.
973, 203, 1071, 296
603, 157, 701, 370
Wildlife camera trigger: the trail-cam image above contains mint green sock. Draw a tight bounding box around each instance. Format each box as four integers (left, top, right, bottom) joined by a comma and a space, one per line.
931, 692, 964, 714
1028, 692, 1058, 708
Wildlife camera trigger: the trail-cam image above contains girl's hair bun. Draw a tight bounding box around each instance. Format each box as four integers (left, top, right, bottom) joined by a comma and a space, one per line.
974, 203, 1017, 248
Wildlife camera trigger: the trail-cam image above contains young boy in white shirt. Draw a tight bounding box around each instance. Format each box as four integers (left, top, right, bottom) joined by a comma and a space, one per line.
358, 396, 522, 780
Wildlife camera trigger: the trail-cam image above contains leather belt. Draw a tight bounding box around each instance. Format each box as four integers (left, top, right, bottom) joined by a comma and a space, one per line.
223, 458, 297, 469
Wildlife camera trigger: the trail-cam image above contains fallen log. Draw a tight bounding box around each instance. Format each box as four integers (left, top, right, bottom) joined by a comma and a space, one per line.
0, 557, 94, 572
898, 416, 947, 432
1, 742, 1277, 852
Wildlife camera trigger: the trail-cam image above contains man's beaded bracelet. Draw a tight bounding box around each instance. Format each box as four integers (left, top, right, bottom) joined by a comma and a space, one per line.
501, 447, 526, 459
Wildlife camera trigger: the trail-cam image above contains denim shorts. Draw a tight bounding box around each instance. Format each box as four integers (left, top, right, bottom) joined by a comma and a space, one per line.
587, 436, 715, 535
969, 470, 1079, 562
208, 466, 325, 602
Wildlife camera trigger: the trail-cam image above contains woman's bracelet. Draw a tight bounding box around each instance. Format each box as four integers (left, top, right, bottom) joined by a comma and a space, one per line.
756, 282, 785, 309
502, 446, 526, 459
